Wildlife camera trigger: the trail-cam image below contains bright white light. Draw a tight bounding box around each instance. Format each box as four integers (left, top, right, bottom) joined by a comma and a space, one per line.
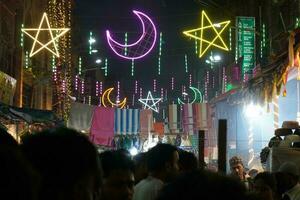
213, 55, 221, 61
95, 59, 102, 64
116, 100, 120, 103
89, 38, 96, 44
205, 60, 211, 64
214, 23, 221, 28
129, 147, 138, 156
91, 49, 98, 53
182, 92, 188, 96
245, 103, 263, 118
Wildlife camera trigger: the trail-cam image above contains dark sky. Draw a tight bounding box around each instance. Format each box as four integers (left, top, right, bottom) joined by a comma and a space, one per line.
73, 0, 232, 103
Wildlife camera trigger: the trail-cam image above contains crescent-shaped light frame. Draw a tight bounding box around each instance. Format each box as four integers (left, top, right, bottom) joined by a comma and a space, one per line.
102, 87, 127, 109
177, 86, 203, 105
106, 10, 157, 60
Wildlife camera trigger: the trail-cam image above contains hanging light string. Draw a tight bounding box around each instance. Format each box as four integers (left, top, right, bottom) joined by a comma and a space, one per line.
158, 32, 162, 75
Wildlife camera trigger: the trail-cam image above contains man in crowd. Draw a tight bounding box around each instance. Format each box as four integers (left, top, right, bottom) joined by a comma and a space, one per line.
276, 162, 300, 200
100, 151, 135, 200
229, 156, 251, 189
133, 143, 179, 200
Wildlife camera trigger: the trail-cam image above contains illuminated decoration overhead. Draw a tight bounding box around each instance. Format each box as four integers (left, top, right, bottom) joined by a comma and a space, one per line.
21, 12, 70, 57
21, 24, 24, 47
88, 96, 91, 105
81, 79, 85, 95
89, 31, 96, 55
124, 32, 128, 55
78, 57, 82, 75
135, 80, 138, 94
101, 87, 127, 109
75, 75, 79, 91
260, 24, 266, 58
229, 27, 232, 51
158, 32, 162, 75
183, 10, 230, 58
139, 91, 162, 113
131, 60, 135, 76
139, 88, 143, 99
153, 79, 157, 92
171, 77, 174, 90
25, 51, 29, 69
99, 82, 103, 95
106, 10, 157, 60
177, 86, 203, 105
51, 55, 57, 81
194, 32, 198, 54
96, 81, 99, 96
185, 54, 188, 73
296, 18, 300, 28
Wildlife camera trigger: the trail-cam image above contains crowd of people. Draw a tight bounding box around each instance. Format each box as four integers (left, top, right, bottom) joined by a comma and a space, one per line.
1, 126, 300, 200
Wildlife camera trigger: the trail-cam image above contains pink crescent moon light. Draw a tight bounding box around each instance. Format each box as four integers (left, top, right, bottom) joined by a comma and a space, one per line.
106, 10, 157, 60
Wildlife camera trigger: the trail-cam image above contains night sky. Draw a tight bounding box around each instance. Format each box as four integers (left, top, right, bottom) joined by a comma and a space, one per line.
73, 0, 232, 104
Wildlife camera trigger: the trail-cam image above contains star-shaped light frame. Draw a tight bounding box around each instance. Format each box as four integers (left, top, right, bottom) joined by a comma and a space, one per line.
21, 12, 70, 57
138, 91, 162, 113
183, 10, 230, 58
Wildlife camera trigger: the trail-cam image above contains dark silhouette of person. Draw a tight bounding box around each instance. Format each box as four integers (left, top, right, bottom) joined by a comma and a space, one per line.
275, 162, 300, 200
178, 150, 198, 173
99, 150, 135, 200
133, 152, 148, 185
253, 172, 279, 200
0, 127, 38, 200
156, 170, 248, 200
133, 144, 179, 200
21, 127, 102, 200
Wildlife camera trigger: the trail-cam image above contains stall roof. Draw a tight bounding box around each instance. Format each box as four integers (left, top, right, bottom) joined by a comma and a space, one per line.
0, 102, 61, 124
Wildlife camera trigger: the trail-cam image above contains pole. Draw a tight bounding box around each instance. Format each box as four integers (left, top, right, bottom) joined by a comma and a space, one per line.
218, 119, 227, 173
198, 130, 205, 169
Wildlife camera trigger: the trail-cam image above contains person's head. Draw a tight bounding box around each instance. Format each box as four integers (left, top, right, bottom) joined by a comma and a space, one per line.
275, 162, 299, 194
229, 156, 246, 181
178, 150, 198, 173
156, 170, 248, 200
0, 145, 38, 200
253, 172, 277, 200
21, 127, 102, 200
147, 143, 179, 182
133, 152, 148, 184
115, 148, 131, 158
100, 151, 135, 200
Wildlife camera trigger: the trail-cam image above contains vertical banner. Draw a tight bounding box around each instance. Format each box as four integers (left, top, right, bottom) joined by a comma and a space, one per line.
168, 104, 179, 133
115, 109, 140, 135
236, 17, 255, 81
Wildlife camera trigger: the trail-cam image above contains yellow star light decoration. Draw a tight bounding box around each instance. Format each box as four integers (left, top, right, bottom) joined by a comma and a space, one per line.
21, 12, 70, 57
183, 10, 230, 58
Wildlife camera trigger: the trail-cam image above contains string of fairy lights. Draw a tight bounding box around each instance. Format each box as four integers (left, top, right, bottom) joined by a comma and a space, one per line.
158, 32, 162, 75
184, 54, 188, 73
47, 0, 72, 121
21, 7, 273, 114
260, 23, 266, 58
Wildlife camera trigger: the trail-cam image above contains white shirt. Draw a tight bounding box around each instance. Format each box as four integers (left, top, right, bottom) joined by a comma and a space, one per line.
133, 176, 164, 200
285, 183, 300, 200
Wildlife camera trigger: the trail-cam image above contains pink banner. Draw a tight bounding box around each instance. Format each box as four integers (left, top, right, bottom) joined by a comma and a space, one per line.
90, 107, 115, 146
140, 109, 153, 136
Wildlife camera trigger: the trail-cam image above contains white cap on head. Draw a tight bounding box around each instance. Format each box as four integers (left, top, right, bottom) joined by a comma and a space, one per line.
278, 162, 300, 176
